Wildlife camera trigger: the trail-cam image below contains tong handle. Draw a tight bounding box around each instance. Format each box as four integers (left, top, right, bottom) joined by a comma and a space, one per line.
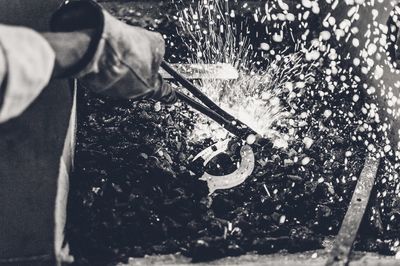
176, 91, 250, 137
161, 61, 234, 120
161, 61, 258, 139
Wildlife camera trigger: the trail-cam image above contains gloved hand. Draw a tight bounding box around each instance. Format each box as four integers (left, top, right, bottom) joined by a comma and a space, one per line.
50, 0, 176, 104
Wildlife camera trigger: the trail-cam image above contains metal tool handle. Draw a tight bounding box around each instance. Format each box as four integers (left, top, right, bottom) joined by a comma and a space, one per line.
162, 61, 258, 139
325, 155, 380, 266
176, 91, 251, 138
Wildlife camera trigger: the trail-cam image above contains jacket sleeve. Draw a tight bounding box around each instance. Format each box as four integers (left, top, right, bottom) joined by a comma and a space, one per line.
0, 24, 55, 123
50, 0, 174, 102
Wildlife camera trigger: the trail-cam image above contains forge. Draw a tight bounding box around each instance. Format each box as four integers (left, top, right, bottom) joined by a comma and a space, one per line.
68, 1, 400, 265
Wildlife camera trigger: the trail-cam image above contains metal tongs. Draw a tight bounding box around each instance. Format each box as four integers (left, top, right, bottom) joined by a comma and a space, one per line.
161, 61, 258, 140
161, 61, 257, 194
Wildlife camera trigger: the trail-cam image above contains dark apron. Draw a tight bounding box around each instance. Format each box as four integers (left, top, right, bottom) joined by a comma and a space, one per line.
0, 1, 75, 265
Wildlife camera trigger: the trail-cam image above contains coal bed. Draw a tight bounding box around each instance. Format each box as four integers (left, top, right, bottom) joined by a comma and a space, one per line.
68, 1, 400, 265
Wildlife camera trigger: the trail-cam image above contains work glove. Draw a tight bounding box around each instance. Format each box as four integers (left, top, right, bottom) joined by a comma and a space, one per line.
50, 0, 177, 104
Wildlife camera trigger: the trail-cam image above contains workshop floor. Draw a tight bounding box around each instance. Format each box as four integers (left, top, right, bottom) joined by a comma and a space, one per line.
119, 251, 399, 266
118, 238, 399, 265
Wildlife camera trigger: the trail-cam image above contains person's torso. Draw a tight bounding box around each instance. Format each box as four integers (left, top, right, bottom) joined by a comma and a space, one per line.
0, 0, 63, 31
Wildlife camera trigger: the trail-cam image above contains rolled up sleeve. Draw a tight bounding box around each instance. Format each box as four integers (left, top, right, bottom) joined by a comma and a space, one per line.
0, 24, 55, 123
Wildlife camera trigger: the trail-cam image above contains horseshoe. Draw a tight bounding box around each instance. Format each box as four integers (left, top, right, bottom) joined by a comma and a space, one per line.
194, 140, 255, 194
